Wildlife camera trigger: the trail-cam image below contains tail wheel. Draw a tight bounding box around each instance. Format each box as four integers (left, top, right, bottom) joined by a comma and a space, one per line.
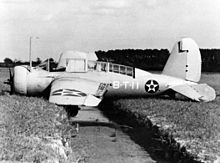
64, 105, 80, 118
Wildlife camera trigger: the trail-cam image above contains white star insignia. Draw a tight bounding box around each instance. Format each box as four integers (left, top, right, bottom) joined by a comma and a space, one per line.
145, 80, 159, 93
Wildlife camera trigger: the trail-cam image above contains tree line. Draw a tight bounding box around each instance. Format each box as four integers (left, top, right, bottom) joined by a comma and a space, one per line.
1, 58, 57, 68
96, 49, 169, 71
96, 49, 220, 72
1, 49, 220, 72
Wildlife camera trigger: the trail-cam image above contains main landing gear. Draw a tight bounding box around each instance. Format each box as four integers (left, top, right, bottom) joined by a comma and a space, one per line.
64, 105, 80, 118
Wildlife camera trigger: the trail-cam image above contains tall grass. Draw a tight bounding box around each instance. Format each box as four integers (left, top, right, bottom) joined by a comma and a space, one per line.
0, 69, 76, 162
0, 95, 68, 162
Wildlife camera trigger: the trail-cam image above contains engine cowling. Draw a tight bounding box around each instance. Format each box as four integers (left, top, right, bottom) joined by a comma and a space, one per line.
13, 66, 29, 95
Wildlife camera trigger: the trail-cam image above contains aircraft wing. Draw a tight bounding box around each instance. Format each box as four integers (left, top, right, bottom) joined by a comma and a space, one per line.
49, 77, 109, 106
170, 83, 216, 102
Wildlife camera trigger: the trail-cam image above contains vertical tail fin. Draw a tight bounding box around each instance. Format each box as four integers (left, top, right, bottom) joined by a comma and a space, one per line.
162, 38, 201, 82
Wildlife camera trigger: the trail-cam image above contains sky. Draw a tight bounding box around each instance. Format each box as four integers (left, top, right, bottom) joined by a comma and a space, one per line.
0, 0, 220, 62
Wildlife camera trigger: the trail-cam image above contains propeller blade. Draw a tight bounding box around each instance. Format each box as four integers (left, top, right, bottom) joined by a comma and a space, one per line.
8, 68, 14, 94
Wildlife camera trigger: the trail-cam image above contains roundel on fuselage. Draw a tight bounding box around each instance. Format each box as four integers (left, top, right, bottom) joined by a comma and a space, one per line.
145, 80, 159, 93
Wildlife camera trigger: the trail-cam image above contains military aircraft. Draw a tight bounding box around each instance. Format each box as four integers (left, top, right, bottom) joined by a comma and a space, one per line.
5, 38, 216, 117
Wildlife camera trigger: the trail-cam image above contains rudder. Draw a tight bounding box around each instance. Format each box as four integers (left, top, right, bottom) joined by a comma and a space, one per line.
162, 38, 201, 82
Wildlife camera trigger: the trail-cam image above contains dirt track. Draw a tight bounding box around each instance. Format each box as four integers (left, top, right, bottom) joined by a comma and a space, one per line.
69, 126, 171, 163
67, 108, 172, 163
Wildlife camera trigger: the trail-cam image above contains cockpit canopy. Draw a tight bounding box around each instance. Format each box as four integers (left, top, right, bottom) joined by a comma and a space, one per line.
57, 51, 87, 72
57, 51, 98, 73
55, 50, 134, 77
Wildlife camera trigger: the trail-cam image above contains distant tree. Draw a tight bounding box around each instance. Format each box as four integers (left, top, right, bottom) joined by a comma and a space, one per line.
14, 59, 22, 65
36, 57, 42, 64
4, 58, 13, 64
14, 59, 19, 63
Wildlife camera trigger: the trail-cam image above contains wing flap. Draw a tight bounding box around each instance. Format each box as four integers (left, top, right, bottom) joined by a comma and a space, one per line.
170, 83, 216, 102
49, 78, 108, 106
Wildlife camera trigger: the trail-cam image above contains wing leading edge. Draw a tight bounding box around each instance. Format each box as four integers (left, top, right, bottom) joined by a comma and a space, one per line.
170, 83, 216, 102
49, 77, 108, 106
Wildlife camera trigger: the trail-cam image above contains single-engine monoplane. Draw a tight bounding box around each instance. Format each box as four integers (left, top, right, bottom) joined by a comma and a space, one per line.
5, 38, 216, 117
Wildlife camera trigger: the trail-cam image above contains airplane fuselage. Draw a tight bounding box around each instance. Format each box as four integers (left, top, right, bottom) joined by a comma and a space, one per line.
14, 66, 195, 98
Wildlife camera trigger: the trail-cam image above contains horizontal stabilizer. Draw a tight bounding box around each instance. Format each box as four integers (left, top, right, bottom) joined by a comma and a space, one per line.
190, 84, 216, 102
170, 83, 216, 102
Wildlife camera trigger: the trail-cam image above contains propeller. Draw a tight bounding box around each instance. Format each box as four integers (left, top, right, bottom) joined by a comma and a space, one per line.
4, 68, 14, 94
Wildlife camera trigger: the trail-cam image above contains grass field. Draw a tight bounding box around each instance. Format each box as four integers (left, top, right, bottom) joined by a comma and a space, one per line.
0, 68, 76, 162
106, 73, 220, 162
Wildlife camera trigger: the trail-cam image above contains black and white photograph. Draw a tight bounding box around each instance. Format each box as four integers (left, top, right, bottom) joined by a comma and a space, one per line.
0, 0, 219, 162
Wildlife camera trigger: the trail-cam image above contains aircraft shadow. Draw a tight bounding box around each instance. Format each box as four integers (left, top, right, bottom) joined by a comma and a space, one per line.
99, 99, 201, 163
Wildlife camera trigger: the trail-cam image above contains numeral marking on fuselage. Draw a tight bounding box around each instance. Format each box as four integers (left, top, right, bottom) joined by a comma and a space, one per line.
112, 81, 139, 90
